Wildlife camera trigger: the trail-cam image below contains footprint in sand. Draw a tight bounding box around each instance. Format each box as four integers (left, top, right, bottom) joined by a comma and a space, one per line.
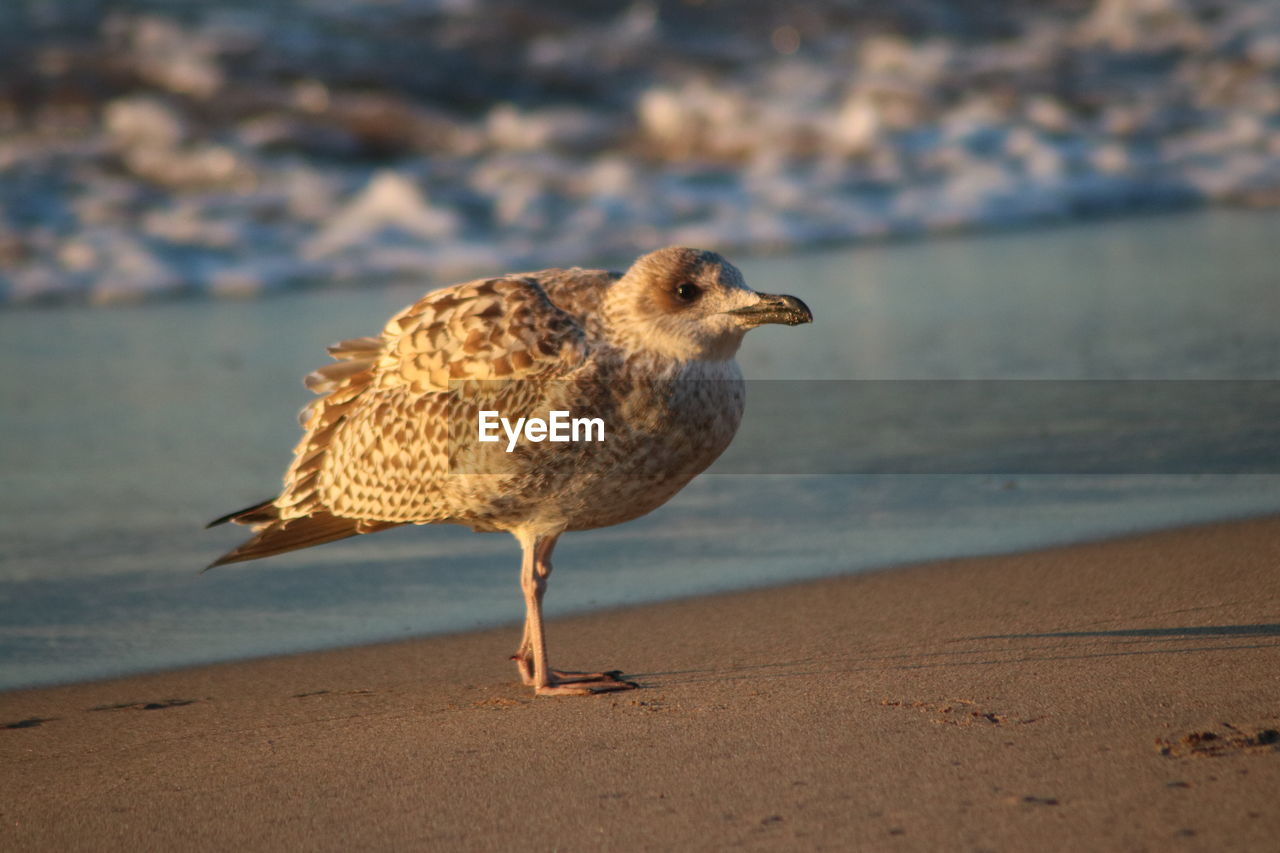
1157, 725, 1280, 758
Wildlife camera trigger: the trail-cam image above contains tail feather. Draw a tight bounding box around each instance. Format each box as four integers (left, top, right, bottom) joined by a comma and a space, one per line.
205, 512, 402, 570
326, 336, 382, 360
206, 498, 279, 529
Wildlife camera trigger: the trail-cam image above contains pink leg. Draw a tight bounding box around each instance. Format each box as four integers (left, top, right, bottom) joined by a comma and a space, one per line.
512, 531, 637, 696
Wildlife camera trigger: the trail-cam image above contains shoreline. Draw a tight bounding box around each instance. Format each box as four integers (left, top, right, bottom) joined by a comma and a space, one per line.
0, 202, 1229, 312
4, 515, 1279, 849
6, 503, 1279, 696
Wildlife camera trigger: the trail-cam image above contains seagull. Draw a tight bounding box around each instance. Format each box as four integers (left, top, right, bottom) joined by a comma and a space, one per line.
208, 247, 812, 695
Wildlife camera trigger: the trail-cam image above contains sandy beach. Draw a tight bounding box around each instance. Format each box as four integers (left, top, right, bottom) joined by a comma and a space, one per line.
3, 515, 1279, 850
4, 4, 1277, 848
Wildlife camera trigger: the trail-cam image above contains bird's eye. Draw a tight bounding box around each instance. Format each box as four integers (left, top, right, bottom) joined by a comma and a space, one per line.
675, 282, 702, 303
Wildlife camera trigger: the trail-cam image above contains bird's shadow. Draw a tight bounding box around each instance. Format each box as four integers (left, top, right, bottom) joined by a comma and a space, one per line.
627, 623, 1280, 687
970, 623, 1280, 640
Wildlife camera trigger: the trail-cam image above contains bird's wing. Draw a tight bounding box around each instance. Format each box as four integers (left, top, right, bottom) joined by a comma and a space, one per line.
275, 275, 590, 524
523, 267, 620, 341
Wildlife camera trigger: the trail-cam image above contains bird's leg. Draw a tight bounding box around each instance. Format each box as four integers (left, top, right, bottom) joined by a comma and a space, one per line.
513, 614, 535, 686
512, 532, 637, 696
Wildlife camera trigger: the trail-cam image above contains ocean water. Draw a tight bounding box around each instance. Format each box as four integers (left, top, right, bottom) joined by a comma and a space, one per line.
2, 209, 1279, 690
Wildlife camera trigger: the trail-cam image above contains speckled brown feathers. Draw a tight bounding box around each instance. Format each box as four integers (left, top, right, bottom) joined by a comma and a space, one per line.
209, 247, 808, 568
209, 273, 591, 565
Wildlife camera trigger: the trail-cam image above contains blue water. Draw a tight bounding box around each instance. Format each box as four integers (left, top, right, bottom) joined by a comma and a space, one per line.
2, 209, 1279, 689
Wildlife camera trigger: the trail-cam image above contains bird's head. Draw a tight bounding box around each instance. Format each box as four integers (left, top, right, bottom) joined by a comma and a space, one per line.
604, 247, 812, 361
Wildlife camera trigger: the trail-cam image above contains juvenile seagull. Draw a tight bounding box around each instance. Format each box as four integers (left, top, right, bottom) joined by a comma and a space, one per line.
208, 247, 811, 696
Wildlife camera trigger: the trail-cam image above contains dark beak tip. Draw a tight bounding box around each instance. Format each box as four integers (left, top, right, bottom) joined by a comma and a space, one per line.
730, 292, 813, 326
781, 294, 813, 325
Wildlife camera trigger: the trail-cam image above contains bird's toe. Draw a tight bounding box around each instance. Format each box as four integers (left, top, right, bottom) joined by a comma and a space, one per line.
535, 677, 638, 697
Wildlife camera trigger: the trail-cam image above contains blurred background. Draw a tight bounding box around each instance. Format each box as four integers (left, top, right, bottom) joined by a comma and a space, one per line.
2, 1, 1279, 689
3, 0, 1280, 304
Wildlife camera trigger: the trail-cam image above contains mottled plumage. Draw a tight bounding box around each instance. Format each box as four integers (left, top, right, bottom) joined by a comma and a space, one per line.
209, 247, 812, 695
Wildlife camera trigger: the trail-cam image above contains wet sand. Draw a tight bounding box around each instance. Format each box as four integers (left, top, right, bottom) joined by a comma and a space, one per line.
4, 516, 1279, 850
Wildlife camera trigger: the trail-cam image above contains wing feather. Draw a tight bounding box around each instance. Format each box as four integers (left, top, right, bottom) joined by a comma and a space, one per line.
210, 273, 593, 568
274, 275, 589, 526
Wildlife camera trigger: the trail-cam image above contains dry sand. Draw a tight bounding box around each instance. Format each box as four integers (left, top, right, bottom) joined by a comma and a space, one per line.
3, 516, 1279, 851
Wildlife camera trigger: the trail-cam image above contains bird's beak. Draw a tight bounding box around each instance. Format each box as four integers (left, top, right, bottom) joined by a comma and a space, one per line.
727, 292, 813, 328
